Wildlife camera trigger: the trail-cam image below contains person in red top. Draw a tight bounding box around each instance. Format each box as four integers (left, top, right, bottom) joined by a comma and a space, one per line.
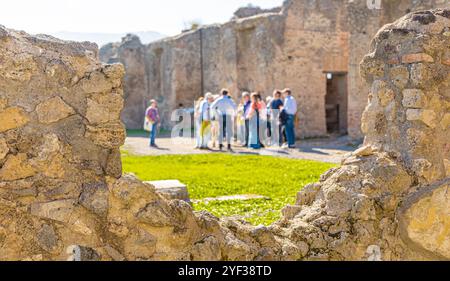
145, 99, 160, 147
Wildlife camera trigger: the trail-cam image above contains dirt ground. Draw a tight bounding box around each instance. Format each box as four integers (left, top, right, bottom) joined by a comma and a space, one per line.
123, 133, 360, 164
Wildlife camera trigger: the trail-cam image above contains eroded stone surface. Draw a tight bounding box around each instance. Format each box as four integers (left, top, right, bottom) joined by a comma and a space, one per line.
0, 138, 8, 161
36, 97, 75, 124
399, 181, 450, 259
0, 154, 36, 181
0, 107, 29, 132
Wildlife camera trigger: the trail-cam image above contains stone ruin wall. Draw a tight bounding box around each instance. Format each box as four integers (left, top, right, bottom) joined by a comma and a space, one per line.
100, 0, 449, 138
232, 5, 282, 19
0, 8, 449, 261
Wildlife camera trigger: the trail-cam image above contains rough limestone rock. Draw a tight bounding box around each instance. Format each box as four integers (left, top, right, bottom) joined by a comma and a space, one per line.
100, 0, 448, 138
145, 180, 191, 203
99, 34, 149, 130
0, 8, 449, 261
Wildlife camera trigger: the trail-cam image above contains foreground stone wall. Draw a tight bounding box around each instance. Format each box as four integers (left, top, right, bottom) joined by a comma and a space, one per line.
99, 34, 149, 130
1, 8, 449, 261
100, 0, 448, 138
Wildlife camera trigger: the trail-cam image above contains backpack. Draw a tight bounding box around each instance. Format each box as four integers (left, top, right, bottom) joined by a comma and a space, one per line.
279, 109, 288, 125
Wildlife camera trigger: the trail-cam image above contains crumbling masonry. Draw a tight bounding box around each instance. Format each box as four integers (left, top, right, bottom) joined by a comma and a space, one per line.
0, 8, 449, 261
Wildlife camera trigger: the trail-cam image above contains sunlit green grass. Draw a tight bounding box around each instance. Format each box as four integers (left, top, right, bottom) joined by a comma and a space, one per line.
122, 153, 336, 225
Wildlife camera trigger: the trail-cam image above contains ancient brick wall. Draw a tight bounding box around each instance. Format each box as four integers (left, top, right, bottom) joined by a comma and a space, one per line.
100, 0, 448, 138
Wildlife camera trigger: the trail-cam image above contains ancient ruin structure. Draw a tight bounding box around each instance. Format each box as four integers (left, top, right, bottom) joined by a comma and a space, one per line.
0, 8, 449, 261
100, 0, 448, 138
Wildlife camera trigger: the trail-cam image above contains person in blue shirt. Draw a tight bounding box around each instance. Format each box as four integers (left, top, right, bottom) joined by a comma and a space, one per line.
282, 88, 297, 149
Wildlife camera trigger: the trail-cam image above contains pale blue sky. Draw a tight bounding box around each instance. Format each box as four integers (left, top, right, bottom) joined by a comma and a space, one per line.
1, 0, 283, 36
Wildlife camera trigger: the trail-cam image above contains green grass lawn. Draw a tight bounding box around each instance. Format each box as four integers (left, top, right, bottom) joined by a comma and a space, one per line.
126, 129, 148, 137
122, 153, 337, 225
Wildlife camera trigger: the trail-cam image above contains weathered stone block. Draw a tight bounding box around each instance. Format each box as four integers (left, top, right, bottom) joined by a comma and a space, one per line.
145, 180, 190, 203
296, 183, 321, 206
360, 56, 386, 83
406, 109, 437, 128
86, 92, 123, 125
0, 153, 36, 181
123, 228, 157, 260
135, 201, 177, 227
402, 89, 426, 108
66, 245, 101, 261
0, 107, 29, 132
281, 205, 303, 220
441, 51, 450, 66
190, 236, 222, 261
379, 88, 395, 107
79, 182, 109, 216
440, 113, 450, 130
398, 181, 449, 260
106, 149, 123, 178
410, 63, 433, 88
85, 122, 126, 149
37, 224, 59, 252
77, 71, 115, 94
444, 159, 450, 177
0, 138, 8, 161
389, 66, 409, 89
36, 97, 75, 124
372, 80, 395, 106
402, 53, 434, 64
30, 199, 76, 223
412, 158, 436, 182
0, 98, 7, 110
353, 145, 375, 157
103, 244, 126, 261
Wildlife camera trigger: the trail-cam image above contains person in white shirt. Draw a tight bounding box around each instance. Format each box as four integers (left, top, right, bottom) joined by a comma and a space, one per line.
210, 89, 237, 151
282, 88, 297, 148
198, 93, 215, 149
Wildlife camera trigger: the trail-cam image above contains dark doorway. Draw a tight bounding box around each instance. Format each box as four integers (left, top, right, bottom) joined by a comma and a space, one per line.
325, 73, 348, 135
